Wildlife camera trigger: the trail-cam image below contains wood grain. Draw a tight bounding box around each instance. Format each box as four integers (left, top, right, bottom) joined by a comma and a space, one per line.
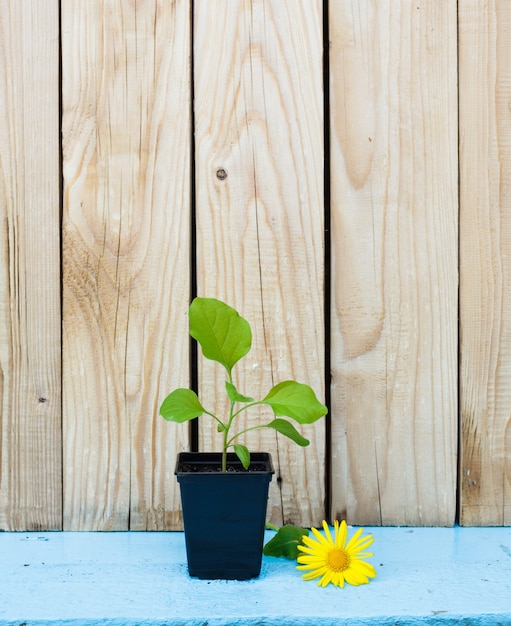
193, 0, 325, 527
62, 0, 191, 530
4, 0, 510, 530
329, 0, 458, 525
0, 0, 62, 530
459, 0, 511, 525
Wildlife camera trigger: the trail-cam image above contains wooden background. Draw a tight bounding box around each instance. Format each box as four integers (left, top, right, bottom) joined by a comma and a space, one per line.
0, 0, 508, 531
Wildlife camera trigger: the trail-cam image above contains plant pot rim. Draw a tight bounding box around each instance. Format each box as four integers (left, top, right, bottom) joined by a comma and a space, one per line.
175, 451, 274, 476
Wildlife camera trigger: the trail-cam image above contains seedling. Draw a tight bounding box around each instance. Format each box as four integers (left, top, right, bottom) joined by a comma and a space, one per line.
160, 297, 327, 472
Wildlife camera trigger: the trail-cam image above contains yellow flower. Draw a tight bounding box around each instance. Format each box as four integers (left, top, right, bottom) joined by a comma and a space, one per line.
297, 520, 376, 588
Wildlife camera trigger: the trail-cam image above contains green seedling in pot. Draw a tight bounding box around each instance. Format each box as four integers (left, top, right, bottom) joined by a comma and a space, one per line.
159, 297, 327, 472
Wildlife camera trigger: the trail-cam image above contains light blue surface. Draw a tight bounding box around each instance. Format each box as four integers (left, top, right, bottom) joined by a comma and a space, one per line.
1, 526, 511, 625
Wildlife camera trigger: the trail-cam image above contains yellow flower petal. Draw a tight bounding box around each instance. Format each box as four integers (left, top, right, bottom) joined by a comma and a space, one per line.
335, 519, 348, 547
297, 544, 325, 556
319, 569, 334, 587
322, 520, 335, 545
355, 551, 374, 559
332, 571, 346, 588
351, 559, 377, 578
347, 534, 374, 553
301, 570, 320, 579
310, 525, 334, 549
300, 565, 329, 580
297, 556, 329, 566
343, 568, 369, 586
346, 526, 363, 544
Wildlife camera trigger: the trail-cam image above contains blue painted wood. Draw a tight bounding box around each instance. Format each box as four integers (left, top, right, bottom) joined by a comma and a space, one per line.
1, 527, 511, 625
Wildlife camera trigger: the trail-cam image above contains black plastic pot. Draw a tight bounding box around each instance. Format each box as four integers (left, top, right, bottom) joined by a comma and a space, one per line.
175, 451, 274, 580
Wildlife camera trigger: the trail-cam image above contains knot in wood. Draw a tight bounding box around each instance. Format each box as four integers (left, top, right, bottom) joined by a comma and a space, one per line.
216, 168, 228, 181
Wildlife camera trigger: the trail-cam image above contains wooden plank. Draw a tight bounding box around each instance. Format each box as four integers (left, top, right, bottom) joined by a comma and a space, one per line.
0, 0, 61, 530
459, 1, 511, 526
194, 0, 325, 527
329, 0, 458, 525
62, 0, 191, 530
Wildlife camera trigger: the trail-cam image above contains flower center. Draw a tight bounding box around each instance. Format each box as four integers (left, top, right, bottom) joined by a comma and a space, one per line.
327, 548, 350, 571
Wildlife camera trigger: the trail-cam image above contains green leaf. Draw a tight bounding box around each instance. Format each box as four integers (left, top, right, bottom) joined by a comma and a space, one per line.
262, 381, 328, 424
225, 381, 254, 403
263, 525, 310, 559
159, 389, 205, 423
266, 418, 310, 446
233, 443, 250, 469
189, 298, 252, 375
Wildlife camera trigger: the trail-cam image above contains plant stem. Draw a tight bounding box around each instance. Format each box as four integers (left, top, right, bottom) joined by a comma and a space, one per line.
222, 409, 230, 471
225, 423, 267, 448
222, 428, 228, 472
221, 372, 236, 472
